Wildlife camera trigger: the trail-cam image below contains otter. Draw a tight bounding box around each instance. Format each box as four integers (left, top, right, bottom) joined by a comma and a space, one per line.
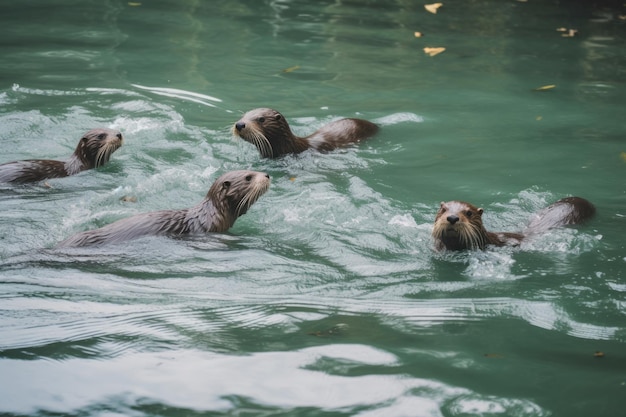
432, 197, 595, 251
0, 128, 123, 184
232, 108, 378, 158
57, 170, 270, 248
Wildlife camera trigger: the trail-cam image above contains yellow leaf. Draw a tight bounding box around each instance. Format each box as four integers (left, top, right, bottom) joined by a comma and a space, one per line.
414, 31, 424, 38
562, 29, 578, 37
536, 116, 543, 121
556, 27, 568, 32
620, 152, 626, 163
128, 2, 142, 5
424, 47, 445, 56
424, 3, 443, 14
534, 84, 556, 91
289, 177, 296, 182
282, 65, 300, 73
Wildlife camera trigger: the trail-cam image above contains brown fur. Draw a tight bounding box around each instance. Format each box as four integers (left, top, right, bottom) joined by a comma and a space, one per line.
232, 108, 378, 158
0, 128, 123, 184
57, 170, 270, 248
432, 197, 595, 251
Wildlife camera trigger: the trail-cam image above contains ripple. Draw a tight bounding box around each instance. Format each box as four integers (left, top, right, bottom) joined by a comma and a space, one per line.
0, 346, 548, 416
131, 84, 223, 108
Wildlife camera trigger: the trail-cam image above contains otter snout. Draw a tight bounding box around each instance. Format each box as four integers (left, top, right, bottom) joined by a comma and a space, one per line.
447, 215, 460, 224
235, 122, 246, 132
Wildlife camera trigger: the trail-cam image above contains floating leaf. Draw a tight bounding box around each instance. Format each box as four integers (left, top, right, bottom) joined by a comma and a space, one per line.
289, 177, 296, 182
120, 195, 137, 203
424, 47, 445, 56
593, 351, 605, 358
282, 65, 300, 73
424, 3, 443, 14
620, 152, 626, 163
414, 31, 424, 38
536, 116, 543, 121
128, 2, 142, 5
557, 27, 578, 37
534, 84, 556, 91
308, 323, 349, 337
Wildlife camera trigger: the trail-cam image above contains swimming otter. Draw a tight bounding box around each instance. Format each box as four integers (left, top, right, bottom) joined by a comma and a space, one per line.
232, 108, 378, 158
0, 128, 123, 184
57, 170, 270, 248
432, 197, 595, 251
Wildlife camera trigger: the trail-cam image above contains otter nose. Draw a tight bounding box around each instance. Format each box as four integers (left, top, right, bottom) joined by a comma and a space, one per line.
447, 215, 459, 225
235, 122, 246, 131
116, 133, 122, 140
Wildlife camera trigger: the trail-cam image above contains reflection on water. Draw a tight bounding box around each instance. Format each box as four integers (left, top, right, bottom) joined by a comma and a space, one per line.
1, 0, 625, 416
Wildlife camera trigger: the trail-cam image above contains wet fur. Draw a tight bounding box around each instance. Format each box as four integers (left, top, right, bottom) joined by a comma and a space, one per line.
432, 197, 595, 251
0, 128, 123, 184
57, 170, 270, 248
232, 108, 378, 158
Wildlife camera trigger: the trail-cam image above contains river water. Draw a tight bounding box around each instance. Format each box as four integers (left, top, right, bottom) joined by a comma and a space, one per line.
1, 1, 625, 416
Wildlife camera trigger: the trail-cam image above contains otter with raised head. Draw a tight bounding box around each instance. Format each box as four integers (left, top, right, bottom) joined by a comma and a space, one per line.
232, 108, 378, 158
432, 197, 595, 251
0, 128, 123, 184
57, 170, 270, 248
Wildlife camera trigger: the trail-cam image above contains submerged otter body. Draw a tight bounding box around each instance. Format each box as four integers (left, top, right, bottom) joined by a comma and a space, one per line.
57, 170, 270, 248
232, 108, 378, 158
0, 128, 123, 184
432, 197, 595, 251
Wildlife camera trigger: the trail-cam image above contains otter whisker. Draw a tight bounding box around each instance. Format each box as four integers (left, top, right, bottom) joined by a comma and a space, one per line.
250, 131, 273, 158
94, 145, 108, 168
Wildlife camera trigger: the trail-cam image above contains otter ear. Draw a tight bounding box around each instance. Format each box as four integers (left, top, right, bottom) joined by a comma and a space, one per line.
477, 208, 484, 215
222, 181, 231, 189
81, 137, 89, 143
275, 114, 282, 120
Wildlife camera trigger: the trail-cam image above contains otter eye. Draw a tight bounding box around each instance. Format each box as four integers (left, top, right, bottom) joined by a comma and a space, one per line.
222, 181, 231, 189
97, 133, 107, 140
258, 117, 265, 123
466, 211, 473, 217
245, 175, 252, 181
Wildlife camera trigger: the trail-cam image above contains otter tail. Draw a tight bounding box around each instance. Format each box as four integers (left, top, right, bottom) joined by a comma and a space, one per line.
524, 197, 595, 235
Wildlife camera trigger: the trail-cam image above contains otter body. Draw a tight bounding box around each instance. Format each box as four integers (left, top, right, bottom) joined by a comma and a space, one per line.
57, 170, 270, 248
0, 128, 123, 184
432, 197, 595, 251
233, 108, 378, 158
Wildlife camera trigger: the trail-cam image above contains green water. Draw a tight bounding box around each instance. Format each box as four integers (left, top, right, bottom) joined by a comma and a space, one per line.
1, 0, 625, 416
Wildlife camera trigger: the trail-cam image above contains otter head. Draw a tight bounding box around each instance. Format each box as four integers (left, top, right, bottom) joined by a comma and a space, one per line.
207, 170, 271, 221
75, 128, 124, 169
232, 108, 293, 158
432, 200, 488, 251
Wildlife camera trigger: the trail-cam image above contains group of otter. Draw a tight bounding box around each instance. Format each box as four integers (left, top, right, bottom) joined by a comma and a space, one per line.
0, 108, 595, 250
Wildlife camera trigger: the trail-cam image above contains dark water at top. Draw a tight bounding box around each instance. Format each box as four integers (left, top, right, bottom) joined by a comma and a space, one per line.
0, 1, 625, 416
